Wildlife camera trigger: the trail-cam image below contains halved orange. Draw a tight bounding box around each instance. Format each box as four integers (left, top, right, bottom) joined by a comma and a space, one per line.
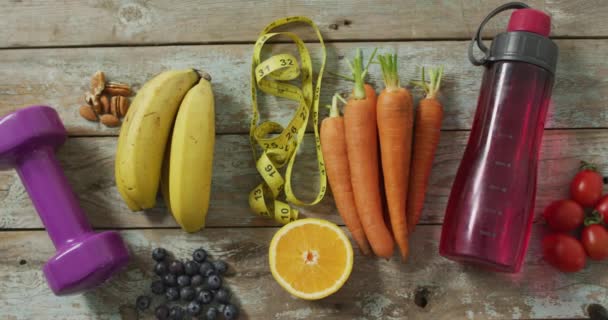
269, 218, 353, 300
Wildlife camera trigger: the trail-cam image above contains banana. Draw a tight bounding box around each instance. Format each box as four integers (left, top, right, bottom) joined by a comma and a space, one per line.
115, 69, 200, 211
166, 75, 215, 232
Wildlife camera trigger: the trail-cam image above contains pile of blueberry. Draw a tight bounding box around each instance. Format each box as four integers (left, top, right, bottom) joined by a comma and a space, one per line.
135, 247, 240, 320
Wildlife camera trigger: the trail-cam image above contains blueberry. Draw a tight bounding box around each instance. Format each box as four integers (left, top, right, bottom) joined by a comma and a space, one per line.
184, 260, 200, 276
169, 306, 185, 320
212, 261, 228, 275
152, 247, 168, 261
169, 260, 185, 275
206, 306, 218, 320
193, 285, 205, 295
223, 304, 239, 320
163, 273, 177, 287
155, 261, 169, 276
207, 274, 222, 290
193, 248, 208, 262
196, 290, 213, 304
186, 301, 202, 316
151, 280, 166, 295
199, 261, 214, 276
165, 287, 180, 301
191, 274, 204, 287
177, 275, 191, 287
155, 304, 170, 319
136, 295, 151, 311
215, 288, 231, 303
180, 286, 195, 301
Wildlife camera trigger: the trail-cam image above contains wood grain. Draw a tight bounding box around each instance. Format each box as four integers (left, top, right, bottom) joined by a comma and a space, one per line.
2, 40, 608, 136
1, 0, 607, 48
0, 226, 604, 319
1, 130, 605, 229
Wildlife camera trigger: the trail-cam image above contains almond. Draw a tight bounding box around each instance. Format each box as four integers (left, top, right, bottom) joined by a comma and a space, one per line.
85, 92, 99, 106
119, 97, 130, 117
111, 96, 129, 117
85, 92, 102, 114
79, 105, 98, 122
100, 114, 121, 127
90, 71, 106, 96
110, 96, 122, 118
104, 82, 132, 96
100, 95, 111, 114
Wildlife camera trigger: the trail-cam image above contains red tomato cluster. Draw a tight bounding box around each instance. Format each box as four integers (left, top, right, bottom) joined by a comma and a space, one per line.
542, 161, 608, 273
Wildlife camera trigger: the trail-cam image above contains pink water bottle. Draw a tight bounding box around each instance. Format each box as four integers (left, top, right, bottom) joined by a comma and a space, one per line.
439, 2, 558, 273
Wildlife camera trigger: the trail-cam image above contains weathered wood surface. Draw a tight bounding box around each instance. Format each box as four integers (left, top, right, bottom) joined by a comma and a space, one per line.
2, 40, 608, 136
1, 1, 606, 319
1, 130, 606, 229
0, 226, 604, 320
1, 0, 607, 48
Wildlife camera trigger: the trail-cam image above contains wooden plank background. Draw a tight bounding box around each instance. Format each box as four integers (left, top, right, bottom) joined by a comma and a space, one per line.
1, 0, 607, 319
1, 0, 608, 47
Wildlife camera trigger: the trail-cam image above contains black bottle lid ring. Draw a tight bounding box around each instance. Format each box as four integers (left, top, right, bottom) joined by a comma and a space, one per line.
468, 2, 530, 66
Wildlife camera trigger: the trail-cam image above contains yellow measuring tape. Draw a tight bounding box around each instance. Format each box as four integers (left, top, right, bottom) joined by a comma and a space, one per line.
249, 16, 327, 224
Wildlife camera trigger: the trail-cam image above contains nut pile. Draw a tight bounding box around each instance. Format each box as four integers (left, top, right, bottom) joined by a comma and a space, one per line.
79, 71, 132, 127
134, 247, 240, 320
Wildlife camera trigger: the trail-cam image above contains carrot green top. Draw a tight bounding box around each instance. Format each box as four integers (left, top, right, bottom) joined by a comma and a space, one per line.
344, 48, 377, 100
377, 53, 400, 91
326, 93, 346, 118
411, 66, 444, 100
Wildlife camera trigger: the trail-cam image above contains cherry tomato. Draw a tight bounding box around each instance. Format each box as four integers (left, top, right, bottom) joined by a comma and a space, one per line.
581, 224, 608, 260
543, 200, 584, 232
542, 233, 586, 272
594, 195, 608, 224
570, 165, 603, 207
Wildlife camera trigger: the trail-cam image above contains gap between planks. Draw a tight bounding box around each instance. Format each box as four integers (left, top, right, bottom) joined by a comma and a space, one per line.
0, 223, 448, 232
66, 128, 608, 138
1, 35, 608, 51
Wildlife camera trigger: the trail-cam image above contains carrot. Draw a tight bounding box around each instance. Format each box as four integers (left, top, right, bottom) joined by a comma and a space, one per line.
343, 49, 395, 258
321, 94, 372, 256
407, 66, 444, 233
379, 152, 393, 238
376, 54, 414, 260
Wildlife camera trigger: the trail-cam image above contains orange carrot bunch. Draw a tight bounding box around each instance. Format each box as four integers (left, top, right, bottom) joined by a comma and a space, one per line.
320, 48, 444, 260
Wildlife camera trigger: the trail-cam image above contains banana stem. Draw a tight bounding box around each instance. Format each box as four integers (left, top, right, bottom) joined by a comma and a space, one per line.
194, 69, 212, 82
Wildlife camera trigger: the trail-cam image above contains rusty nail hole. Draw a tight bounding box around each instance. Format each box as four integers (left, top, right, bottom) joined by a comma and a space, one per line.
343, 19, 352, 26
19, 259, 27, 265
588, 303, 608, 320
414, 287, 430, 308
329, 23, 339, 30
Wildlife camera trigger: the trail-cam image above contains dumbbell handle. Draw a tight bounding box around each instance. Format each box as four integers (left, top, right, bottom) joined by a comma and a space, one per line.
16, 145, 93, 248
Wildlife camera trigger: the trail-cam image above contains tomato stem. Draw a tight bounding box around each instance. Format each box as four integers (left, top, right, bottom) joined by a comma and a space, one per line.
585, 210, 604, 226
580, 160, 598, 172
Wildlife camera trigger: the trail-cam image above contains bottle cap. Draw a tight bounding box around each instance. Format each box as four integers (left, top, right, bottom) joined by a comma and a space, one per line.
470, 4, 558, 74
507, 8, 551, 36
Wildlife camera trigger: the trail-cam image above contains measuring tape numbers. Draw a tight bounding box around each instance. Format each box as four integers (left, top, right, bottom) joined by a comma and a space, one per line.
248, 16, 327, 224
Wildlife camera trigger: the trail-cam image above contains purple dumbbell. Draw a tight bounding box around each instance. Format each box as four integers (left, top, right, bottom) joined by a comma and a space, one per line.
0, 106, 130, 295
